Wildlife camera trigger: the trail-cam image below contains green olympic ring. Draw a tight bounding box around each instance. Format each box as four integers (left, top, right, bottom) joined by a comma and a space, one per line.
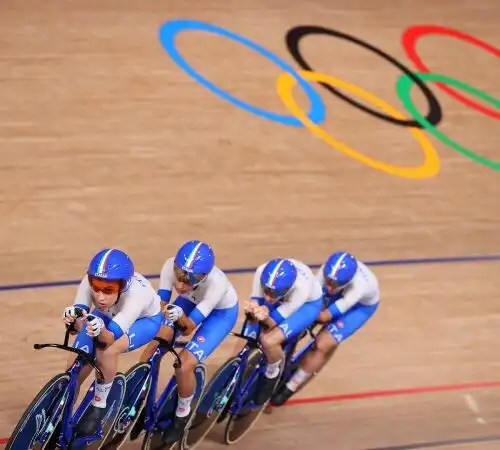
397, 72, 500, 170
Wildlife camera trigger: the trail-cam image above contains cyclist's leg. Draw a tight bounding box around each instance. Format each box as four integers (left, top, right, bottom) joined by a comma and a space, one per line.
179, 304, 239, 412
125, 312, 164, 353
70, 309, 112, 394
284, 303, 379, 396
165, 303, 239, 444
256, 298, 323, 404
80, 311, 164, 434
74, 310, 127, 434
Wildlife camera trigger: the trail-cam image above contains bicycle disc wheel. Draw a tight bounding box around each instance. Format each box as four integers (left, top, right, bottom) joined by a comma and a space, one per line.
6, 373, 70, 450
224, 349, 267, 445
185, 356, 241, 449
100, 363, 152, 449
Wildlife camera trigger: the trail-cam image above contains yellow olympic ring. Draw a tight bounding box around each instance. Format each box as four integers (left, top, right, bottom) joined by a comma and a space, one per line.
276, 70, 441, 179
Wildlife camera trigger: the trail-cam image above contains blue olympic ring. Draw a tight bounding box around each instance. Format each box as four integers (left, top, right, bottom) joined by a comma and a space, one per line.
158, 19, 326, 127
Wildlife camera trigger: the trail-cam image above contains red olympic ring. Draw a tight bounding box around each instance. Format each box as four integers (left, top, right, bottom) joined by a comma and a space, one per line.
402, 24, 500, 120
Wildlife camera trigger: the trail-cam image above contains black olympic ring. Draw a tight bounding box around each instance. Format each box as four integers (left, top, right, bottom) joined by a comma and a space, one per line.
286, 25, 443, 128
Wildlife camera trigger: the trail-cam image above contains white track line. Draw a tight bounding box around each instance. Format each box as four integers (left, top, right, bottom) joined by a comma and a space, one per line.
464, 393, 487, 424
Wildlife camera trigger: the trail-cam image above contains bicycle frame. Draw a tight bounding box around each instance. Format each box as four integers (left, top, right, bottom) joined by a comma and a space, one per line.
217, 317, 266, 416
280, 325, 321, 383
139, 325, 187, 433
230, 341, 262, 414
223, 317, 321, 415
33, 355, 86, 447
142, 341, 185, 430
58, 355, 101, 447
34, 308, 104, 448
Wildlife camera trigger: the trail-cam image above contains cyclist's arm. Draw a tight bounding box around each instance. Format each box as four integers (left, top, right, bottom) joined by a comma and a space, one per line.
327, 285, 363, 320
158, 258, 175, 309
244, 264, 274, 329
249, 264, 266, 303
73, 276, 93, 312
66, 277, 93, 334
108, 291, 147, 344
183, 283, 226, 336
273, 286, 308, 324
315, 265, 325, 285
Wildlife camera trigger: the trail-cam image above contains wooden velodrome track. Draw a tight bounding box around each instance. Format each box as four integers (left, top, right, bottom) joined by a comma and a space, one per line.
1, 0, 499, 448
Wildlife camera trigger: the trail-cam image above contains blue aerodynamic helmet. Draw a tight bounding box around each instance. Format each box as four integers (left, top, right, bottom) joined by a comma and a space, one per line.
87, 248, 135, 292
174, 240, 215, 286
322, 251, 358, 289
260, 258, 297, 299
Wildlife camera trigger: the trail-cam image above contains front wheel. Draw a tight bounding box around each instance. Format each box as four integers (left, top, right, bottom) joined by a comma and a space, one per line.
184, 357, 241, 450
224, 349, 267, 445
100, 362, 152, 449
6, 373, 71, 450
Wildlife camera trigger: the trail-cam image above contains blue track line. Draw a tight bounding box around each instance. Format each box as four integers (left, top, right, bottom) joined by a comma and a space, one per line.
1, 254, 499, 292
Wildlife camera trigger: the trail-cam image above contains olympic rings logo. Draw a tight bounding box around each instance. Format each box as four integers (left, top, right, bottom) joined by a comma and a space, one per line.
158, 19, 500, 179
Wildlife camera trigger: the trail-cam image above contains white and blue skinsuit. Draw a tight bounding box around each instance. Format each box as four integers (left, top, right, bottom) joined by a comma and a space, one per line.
72, 272, 163, 353
158, 257, 239, 362
244, 259, 324, 340
318, 260, 380, 342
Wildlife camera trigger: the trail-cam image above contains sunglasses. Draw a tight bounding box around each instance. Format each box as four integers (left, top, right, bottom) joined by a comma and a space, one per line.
324, 277, 340, 290
174, 263, 207, 287
88, 275, 121, 295
324, 277, 347, 294
262, 285, 289, 300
